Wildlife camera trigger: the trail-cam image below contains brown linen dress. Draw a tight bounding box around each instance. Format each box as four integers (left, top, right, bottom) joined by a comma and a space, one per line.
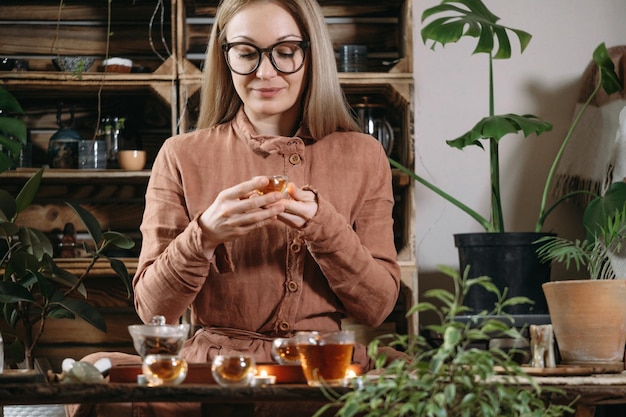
67, 109, 401, 417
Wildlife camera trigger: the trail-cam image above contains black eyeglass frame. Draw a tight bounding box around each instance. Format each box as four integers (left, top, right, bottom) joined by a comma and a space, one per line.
221, 40, 310, 75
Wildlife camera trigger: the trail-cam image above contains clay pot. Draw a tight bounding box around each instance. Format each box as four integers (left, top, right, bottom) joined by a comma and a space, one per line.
543, 280, 626, 368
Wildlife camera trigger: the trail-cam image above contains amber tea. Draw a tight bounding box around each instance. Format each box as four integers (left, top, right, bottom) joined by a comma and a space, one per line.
296, 330, 355, 386
297, 343, 354, 386
142, 354, 188, 386
271, 337, 300, 365
211, 355, 256, 387
257, 175, 288, 195
276, 345, 300, 362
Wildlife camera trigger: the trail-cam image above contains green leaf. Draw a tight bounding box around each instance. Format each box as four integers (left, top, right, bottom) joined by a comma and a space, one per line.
109, 257, 133, 298
0, 86, 25, 114
0, 117, 27, 145
15, 168, 44, 214
47, 266, 87, 298
0, 280, 35, 303
584, 182, 626, 242
0, 151, 16, 173
5, 251, 40, 279
103, 231, 135, 250
421, 0, 531, 59
18, 226, 54, 260
0, 190, 17, 221
446, 114, 552, 150
0, 221, 18, 239
67, 202, 103, 245
592, 42, 624, 95
52, 297, 107, 333
33, 269, 57, 301
46, 305, 75, 320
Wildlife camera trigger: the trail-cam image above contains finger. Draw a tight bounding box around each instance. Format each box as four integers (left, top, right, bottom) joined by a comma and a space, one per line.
276, 211, 307, 229
229, 203, 285, 233
286, 183, 315, 202
238, 192, 284, 213
223, 177, 270, 200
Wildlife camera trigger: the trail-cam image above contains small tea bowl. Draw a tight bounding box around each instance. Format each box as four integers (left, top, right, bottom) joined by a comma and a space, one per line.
118, 150, 147, 171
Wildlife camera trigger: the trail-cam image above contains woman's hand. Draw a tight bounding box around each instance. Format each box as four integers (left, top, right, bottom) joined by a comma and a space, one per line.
276, 183, 317, 229
199, 176, 285, 248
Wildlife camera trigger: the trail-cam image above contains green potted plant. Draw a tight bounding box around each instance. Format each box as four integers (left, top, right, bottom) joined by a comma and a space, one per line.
0, 168, 135, 369
392, 0, 623, 314
314, 267, 574, 417
0, 87, 135, 369
536, 181, 626, 370
0, 85, 28, 172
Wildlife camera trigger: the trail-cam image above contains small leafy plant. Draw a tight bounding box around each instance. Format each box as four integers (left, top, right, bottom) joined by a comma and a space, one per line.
315, 266, 574, 417
0, 85, 28, 172
537, 181, 626, 280
391, 0, 623, 232
0, 168, 135, 368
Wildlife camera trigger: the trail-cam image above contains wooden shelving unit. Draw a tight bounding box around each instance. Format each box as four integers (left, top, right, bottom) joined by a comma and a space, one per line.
0, 0, 417, 361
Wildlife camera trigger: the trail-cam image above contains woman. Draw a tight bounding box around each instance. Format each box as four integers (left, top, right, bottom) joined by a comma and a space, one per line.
133, 0, 401, 369
67, 1, 400, 415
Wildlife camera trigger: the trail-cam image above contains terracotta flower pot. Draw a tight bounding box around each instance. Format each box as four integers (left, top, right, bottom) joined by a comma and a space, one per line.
543, 280, 626, 368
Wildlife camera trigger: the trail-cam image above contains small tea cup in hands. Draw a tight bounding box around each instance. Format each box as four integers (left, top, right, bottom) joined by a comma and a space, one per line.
256, 175, 288, 195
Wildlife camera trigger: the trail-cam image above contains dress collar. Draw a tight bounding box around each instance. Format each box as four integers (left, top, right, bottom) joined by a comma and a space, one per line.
232, 108, 315, 157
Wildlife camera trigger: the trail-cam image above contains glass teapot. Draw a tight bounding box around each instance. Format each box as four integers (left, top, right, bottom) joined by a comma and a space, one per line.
128, 315, 190, 386
352, 97, 395, 156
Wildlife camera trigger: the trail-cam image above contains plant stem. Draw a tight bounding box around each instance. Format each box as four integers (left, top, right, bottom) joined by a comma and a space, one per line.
64, 255, 99, 297
488, 55, 504, 232
534, 71, 604, 232
388, 158, 494, 231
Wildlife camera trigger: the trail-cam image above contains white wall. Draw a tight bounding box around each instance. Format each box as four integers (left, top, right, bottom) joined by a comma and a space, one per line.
412, 0, 626, 277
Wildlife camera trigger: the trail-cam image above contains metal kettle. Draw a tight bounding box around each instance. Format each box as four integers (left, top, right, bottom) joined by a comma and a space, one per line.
48, 103, 83, 169
352, 97, 395, 156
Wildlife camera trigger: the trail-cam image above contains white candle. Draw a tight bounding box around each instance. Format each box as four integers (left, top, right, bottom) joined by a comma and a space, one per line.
253, 370, 276, 386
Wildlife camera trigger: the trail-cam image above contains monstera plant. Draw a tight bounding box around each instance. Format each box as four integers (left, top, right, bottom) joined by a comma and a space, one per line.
391, 0, 624, 234
389, 0, 624, 315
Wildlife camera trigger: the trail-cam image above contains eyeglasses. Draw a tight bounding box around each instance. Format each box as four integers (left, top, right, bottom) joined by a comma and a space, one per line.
222, 40, 309, 75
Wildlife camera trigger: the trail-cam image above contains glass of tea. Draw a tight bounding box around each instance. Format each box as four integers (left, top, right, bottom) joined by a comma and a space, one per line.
271, 337, 301, 365
211, 354, 256, 387
295, 330, 355, 387
128, 315, 190, 386
256, 175, 288, 195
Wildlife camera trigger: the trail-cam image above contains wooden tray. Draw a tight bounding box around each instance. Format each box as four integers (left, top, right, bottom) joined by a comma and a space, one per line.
0, 369, 46, 384
109, 363, 362, 385
495, 364, 622, 376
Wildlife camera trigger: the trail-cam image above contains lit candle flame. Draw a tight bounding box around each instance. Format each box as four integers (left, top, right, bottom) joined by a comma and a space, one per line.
259, 370, 268, 378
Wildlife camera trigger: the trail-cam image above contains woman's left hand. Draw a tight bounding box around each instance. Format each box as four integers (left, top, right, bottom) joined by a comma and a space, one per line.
275, 183, 317, 229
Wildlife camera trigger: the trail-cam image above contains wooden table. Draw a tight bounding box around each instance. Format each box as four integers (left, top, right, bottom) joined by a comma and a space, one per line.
0, 380, 624, 416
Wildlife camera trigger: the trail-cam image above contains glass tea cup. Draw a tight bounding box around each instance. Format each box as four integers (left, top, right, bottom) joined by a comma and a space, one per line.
128, 315, 190, 386
295, 330, 355, 387
271, 337, 301, 365
256, 175, 288, 195
211, 354, 256, 387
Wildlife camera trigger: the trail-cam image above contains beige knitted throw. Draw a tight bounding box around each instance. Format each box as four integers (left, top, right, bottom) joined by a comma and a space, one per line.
553, 45, 626, 207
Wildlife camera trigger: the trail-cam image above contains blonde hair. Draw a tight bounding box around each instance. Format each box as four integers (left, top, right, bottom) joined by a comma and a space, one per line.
197, 0, 360, 138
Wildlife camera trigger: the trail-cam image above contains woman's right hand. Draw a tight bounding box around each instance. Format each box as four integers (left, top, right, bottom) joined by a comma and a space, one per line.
198, 176, 285, 250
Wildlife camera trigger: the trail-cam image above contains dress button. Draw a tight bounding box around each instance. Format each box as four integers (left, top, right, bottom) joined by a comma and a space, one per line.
278, 321, 290, 332
290, 242, 301, 253
287, 280, 299, 292
289, 153, 301, 165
